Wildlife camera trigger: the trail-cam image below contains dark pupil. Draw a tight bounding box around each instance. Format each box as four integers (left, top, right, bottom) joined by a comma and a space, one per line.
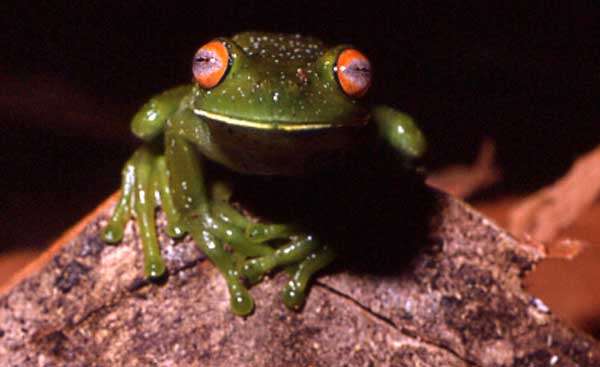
195, 56, 213, 63
349, 63, 370, 74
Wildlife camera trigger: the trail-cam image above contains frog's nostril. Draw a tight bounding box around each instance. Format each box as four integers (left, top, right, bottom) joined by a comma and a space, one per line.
296, 68, 309, 85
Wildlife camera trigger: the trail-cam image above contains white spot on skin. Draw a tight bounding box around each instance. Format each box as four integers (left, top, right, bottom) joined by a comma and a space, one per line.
273, 92, 279, 102
138, 190, 146, 204
146, 110, 158, 121
202, 230, 216, 250
550, 355, 559, 365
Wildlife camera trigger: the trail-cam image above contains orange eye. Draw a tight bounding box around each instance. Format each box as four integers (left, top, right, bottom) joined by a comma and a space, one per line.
335, 48, 372, 98
193, 40, 229, 89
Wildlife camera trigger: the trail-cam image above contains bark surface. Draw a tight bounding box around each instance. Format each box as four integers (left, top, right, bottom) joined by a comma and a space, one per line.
1, 190, 599, 366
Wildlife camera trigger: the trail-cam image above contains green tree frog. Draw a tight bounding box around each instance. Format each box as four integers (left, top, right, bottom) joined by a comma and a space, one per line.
102, 32, 426, 316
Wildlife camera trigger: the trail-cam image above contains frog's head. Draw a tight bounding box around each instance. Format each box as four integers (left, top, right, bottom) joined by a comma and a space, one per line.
190, 32, 372, 131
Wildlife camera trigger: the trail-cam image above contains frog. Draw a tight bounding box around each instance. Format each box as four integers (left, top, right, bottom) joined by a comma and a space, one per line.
101, 32, 427, 316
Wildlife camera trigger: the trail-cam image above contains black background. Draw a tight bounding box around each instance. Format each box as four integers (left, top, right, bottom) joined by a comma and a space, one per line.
2, 2, 599, 250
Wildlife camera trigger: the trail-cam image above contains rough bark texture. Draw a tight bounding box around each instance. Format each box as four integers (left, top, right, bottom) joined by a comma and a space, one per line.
1, 190, 599, 366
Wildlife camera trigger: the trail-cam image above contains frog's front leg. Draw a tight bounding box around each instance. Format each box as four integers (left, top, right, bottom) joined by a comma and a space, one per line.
372, 105, 427, 163
166, 132, 252, 315
166, 111, 276, 256
102, 86, 192, 279
166, 113, 279, 315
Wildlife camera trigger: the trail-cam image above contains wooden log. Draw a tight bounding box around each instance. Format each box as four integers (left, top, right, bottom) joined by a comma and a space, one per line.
1, 189, 599, 366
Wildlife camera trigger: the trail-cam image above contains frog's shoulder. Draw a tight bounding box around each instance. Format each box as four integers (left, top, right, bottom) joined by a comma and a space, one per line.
231, 32, 326, 63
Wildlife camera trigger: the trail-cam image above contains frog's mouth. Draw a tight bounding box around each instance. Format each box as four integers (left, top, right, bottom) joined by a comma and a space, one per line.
193, 108, 369, 132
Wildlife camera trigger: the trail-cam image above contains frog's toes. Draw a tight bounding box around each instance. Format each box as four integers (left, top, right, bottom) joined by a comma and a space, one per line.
185, 222, 256, 315
239, 235, 336, 310
229, 282, 255, 316
239, 235, 313, 284
204, 214, 275, 257
241, 257, 277, 284
153, 155, 187, 240
282, 279, 306, 310
102, 146, 174, 281
103, 154, 139, 245
245, 223, 295, 243
145, 257, 167, 280
101, 224, 124, 244
281, 244, 336, 310
165, 222, 185, 239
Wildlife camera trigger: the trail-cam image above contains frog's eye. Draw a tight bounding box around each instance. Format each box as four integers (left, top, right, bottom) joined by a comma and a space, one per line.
335, 48, 372, 98
193, 40, 230, 89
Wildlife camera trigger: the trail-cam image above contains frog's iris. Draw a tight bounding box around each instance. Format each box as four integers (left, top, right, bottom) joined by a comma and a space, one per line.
193, 40, 230, 89
335, 48, 372, 98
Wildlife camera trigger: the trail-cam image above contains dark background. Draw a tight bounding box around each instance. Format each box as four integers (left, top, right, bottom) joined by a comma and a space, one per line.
2, 2, 599, 251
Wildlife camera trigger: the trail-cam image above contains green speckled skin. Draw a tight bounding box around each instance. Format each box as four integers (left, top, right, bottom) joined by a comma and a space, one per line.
102, 32, 426, 316
194, 33, 364, 126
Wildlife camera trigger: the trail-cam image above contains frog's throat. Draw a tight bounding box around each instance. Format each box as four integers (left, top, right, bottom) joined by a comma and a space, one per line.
193, 108, 368, 132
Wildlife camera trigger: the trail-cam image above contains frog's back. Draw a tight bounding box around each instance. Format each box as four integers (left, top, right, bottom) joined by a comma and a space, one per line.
232, 32, 326, 65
